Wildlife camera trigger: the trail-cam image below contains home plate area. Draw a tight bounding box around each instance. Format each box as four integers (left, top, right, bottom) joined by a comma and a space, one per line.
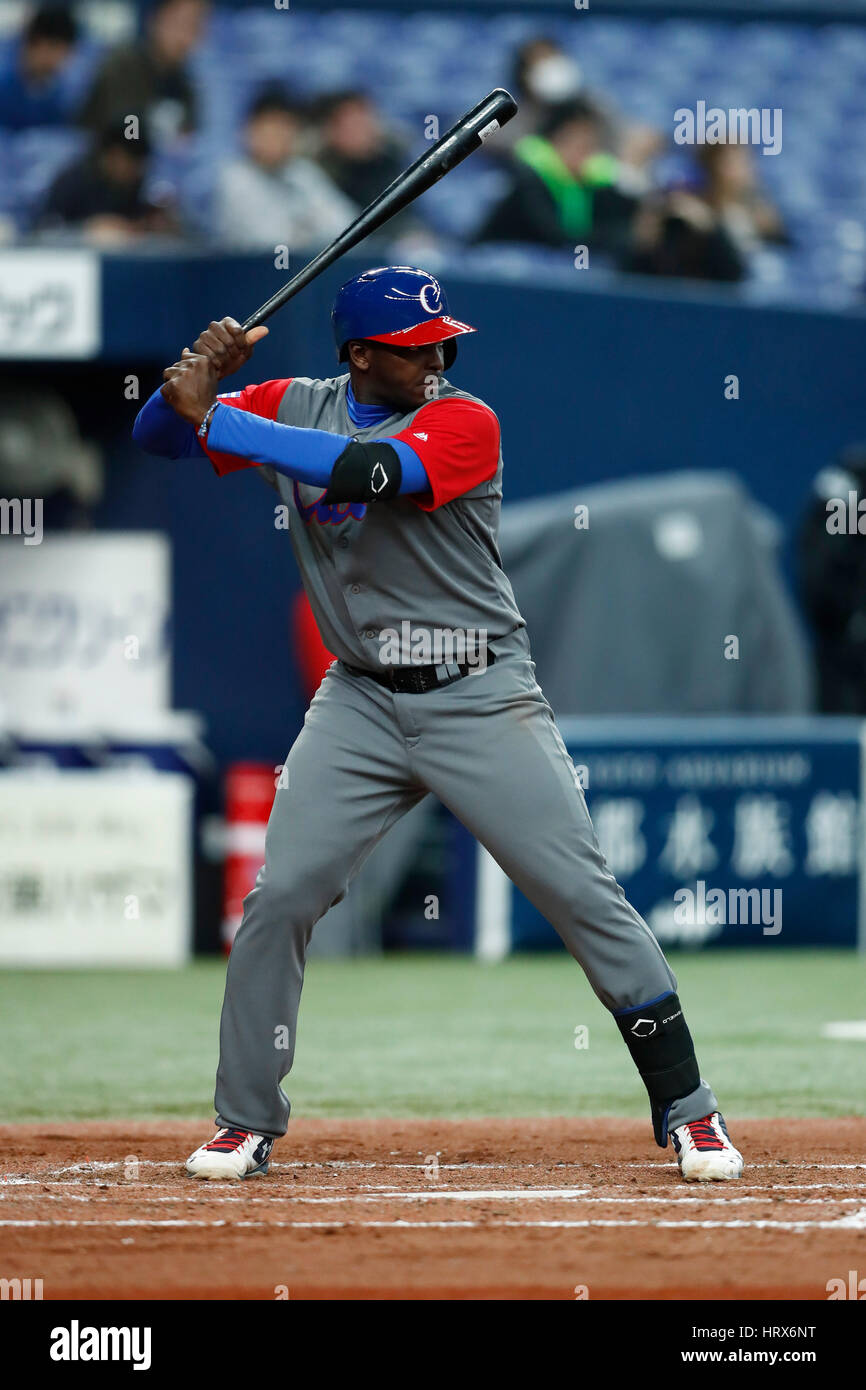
2, 1118, 864, 1300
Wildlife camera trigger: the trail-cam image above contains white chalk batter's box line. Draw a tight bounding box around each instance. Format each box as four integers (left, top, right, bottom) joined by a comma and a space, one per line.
3, 1173, 862, 1196
2, 1210, 865, 1231
4, 1159, 866, 1186
1, 1189, 863, 1209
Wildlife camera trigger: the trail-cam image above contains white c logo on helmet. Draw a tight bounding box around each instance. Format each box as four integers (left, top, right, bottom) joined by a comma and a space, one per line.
419, 281, 442, 314
385, 277, 443, 313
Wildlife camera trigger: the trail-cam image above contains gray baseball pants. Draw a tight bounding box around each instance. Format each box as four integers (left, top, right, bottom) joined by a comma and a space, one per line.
215, 627, 717, 1136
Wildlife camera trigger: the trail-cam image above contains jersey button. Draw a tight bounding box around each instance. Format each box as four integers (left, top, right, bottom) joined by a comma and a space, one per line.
350, 584, 361, 594
365, 629, 376, 639
338, 537, 349, 549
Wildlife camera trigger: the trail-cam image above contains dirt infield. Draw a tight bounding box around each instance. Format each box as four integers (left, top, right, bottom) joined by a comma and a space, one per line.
1, 1117, 864, 1300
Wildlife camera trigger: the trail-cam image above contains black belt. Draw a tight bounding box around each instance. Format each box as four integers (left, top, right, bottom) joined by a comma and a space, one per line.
343, 651, 495, 694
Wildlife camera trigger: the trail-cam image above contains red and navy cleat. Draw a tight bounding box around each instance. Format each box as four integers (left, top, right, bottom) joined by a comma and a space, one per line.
671, 1112, 744, 1181
186, 1126, 274, 1180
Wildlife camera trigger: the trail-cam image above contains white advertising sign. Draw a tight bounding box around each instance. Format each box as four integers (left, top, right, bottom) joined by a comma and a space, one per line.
0, 532, 171, 721
0, 249, 101, 358
0, 770, 193, 966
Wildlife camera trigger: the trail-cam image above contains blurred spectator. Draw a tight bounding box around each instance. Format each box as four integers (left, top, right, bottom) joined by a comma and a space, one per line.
474, 98, 639, 259
503, 33, 661, 177
38, 120, 180, 245
315, 89, 427, 243
798, 446, 866, 714
316, 90, 406, 210
78, 0, 207, 143
503, 36, 584, 147
695, 141, 789, 259
0, 5, 80, 131
627, 144, 787, 283
627, 190, 746, 282
215, 85, 356, 252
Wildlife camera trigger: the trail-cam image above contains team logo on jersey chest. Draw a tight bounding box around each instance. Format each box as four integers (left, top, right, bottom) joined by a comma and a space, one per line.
292, 479, 366, 526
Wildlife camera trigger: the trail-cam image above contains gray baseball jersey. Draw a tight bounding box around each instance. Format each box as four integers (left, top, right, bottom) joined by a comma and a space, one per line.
208, 373, 524, 669
206, 370, 719, 1141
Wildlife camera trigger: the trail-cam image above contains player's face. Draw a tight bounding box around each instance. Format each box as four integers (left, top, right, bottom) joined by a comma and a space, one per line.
348, 340, 445, 413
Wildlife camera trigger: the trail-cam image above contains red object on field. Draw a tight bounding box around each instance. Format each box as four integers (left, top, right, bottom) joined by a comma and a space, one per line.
221, 600, 332, 953
221, 762, 275, 953
292, 590, 335, 701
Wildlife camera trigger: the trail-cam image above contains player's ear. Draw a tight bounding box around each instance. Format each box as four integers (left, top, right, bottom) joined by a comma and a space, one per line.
347, 340, 371, 372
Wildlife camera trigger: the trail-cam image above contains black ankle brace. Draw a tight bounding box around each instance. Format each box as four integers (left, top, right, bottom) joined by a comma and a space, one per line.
614, 992, 700, 1147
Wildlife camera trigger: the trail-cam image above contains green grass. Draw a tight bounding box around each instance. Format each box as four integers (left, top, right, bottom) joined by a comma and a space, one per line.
0, 950, 863, 1123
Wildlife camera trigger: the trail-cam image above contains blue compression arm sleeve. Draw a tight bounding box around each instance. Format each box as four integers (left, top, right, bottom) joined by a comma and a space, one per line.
132, 389, 430, 495
133, 387, 200, 458
205, 401, 429, 495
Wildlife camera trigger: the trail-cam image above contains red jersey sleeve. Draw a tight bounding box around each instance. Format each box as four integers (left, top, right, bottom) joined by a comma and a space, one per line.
391, 397, 500, 511
201, 378, 292, 477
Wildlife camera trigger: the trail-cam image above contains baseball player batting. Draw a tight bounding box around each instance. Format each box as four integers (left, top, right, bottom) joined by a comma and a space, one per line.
134, 265, 743, 1184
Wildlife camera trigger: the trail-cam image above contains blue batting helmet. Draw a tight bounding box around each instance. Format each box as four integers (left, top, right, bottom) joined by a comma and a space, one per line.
331, 266, 476, 369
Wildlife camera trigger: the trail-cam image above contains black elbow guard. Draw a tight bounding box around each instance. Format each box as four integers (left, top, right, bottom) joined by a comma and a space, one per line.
323, 439, 402, 504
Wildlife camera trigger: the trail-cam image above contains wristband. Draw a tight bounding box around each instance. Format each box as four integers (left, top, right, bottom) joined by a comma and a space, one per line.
197, 401, 220, 439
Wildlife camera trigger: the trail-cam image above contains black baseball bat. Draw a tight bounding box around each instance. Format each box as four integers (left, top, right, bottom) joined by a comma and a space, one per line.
241, 88, 517, 332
